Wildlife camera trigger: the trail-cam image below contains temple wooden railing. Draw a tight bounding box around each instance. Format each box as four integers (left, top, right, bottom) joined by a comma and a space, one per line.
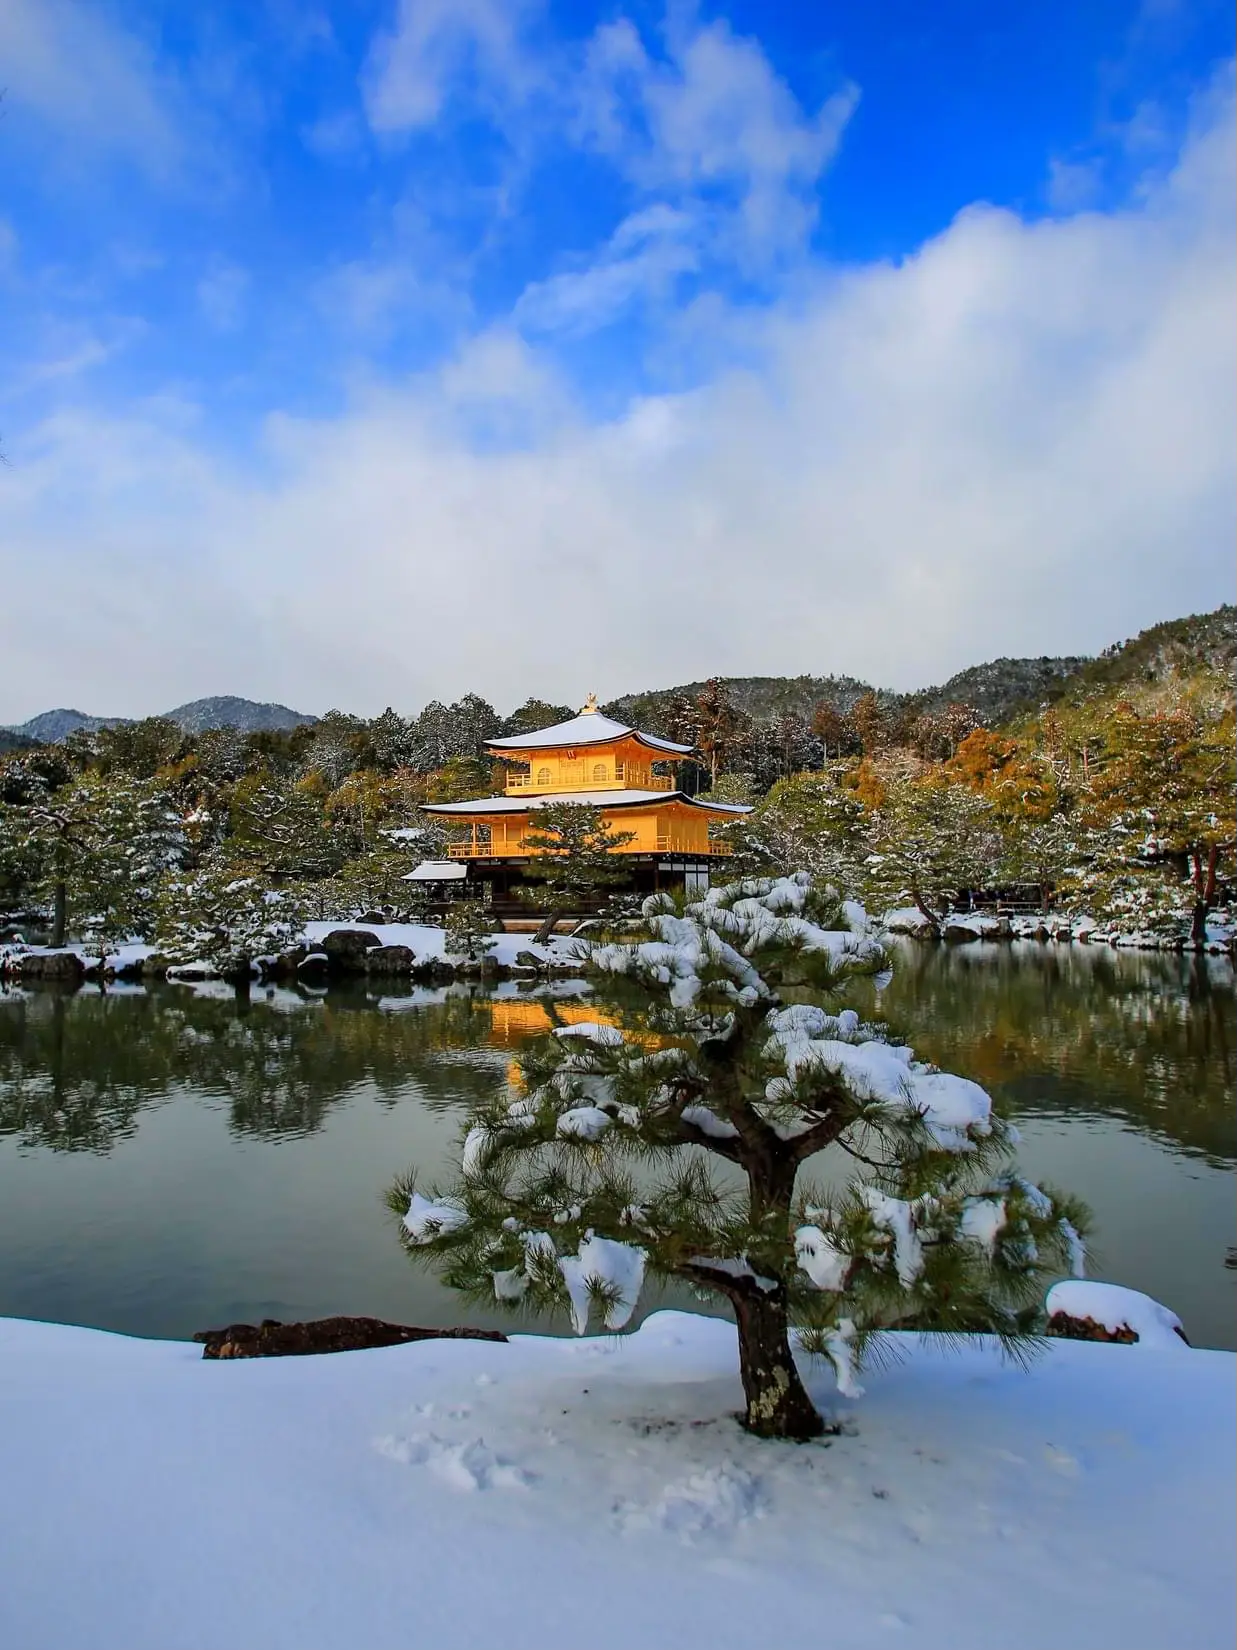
445, 837, 734, 859
503, 769, 675, 795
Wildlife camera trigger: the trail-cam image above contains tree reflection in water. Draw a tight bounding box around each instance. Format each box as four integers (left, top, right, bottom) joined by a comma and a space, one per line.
0, 984, 521, 1152
0, 948, 1232, 1167
849, 942, 1235, 1168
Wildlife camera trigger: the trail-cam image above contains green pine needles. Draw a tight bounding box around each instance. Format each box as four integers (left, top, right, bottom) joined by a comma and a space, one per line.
388, 872, 1088, 1441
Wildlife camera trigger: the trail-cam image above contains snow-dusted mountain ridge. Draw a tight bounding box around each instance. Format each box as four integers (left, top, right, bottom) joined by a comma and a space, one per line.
5, 698, 317, 743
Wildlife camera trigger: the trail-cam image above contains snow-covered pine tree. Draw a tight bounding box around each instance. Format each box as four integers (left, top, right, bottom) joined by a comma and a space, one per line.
156, 855, 311, 980
865, 776, 1005, 932
443, 898, 498, 962
70, 777, 188, 962
390, 874, 1086, 1441
725, 767, 868, 884
228, 773, 341, 881
517, 801, 638, 940
0, 772, 186, 949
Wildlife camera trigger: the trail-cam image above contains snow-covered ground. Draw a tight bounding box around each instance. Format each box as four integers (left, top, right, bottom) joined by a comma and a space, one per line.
0, 1310, 1231, 1650
301, 920, 582, 969
880, 906, 1236, 953
0, 938, 157, 972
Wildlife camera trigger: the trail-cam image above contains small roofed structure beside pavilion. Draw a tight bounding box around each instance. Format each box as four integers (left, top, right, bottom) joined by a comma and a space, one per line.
418, 695, 750, 916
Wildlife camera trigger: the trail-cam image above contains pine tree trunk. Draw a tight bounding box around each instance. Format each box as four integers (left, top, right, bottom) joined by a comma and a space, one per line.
1191, 897, 1208, 951
732, 1287, 824, 1440
51, 878, 67, 948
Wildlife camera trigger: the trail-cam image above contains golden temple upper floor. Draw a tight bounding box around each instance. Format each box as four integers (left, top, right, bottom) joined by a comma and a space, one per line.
484, 700, 693, 796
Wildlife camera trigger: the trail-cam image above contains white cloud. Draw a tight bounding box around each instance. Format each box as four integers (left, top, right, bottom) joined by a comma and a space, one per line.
0, 72, 1231, 722
363, 0, 539, 133
576, 15, 858, 267
515, 205, 701, 336
0, 0, 184, 177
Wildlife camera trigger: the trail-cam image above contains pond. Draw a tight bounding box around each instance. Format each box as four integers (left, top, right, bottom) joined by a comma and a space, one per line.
0, 942, 1233, 1349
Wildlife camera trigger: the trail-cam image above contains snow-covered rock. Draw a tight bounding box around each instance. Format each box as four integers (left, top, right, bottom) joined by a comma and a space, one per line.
1046, 1281, 1189, 1350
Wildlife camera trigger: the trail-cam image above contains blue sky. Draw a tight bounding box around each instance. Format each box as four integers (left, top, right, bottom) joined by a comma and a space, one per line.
0, 0, 1233, 718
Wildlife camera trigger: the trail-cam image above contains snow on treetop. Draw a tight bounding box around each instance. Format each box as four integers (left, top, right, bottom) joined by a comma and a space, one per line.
766, 1033, 993, 1151
590, 873, 884, 1009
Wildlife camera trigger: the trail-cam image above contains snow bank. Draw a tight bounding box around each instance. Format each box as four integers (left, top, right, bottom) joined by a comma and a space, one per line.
302, 921, 580, 969
0, 1311, 1230, 1650
1047, 1281, 1188, 1350
0, 939, 156, 974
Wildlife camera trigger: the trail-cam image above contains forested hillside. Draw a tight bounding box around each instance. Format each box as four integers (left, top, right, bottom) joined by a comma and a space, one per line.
1, 606, 1231, 960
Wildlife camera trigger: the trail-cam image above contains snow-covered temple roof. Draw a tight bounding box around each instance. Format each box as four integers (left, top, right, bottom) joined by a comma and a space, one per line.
422, 789, 750, 816
403, 860, 468, 880
485, 700, 693, 757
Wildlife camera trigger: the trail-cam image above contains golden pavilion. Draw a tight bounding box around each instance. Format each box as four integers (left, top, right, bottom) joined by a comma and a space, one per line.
419, 695, 749, 908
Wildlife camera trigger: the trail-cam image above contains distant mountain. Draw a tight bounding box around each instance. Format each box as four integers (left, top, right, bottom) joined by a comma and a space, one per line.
162, 697, 317, 735
0, 727, 38, 755
604, 606, 1234, 736
604, 675, 880, 738
6, 709, 132, 743
5, 607, 1230, 752
605, 659, 1085, 736
5, 697, 317, 745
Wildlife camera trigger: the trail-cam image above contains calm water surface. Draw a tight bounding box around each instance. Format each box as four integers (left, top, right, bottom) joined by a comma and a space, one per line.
1, 942, 1233, 1347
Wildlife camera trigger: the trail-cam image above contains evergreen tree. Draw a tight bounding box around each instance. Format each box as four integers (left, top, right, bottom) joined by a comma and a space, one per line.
228, 773, 342, 880
498, 699, 574, 738
411, 695, 501, 771
301, 711, 371, 788
156, 856, 311, 978
0, 772, 185, 948
1083, 694, 1236, 947
443, 899, 498, 962
811, 701, 858, 761
726, 768, 868, 885
390, 874, 1086, 1440
865, 776, 1005, 932
369, 708, 418, 772
852, 692, 888, 756
428, 755, 496, 803
92, 717, 188, 779
517, 802, 638, 939
694, 679, 747, 784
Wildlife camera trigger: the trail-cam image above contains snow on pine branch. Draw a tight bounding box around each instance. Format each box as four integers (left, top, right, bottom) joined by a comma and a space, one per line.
589, 873, 885, 1009
389, 870, 1088, 1425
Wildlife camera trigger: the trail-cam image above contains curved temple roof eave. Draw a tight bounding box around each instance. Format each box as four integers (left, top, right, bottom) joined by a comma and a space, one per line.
483, 710, 694, 757
420, 788, 751, 817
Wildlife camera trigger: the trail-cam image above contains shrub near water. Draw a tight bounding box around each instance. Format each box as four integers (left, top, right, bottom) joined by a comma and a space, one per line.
390, 874, 1088, 1440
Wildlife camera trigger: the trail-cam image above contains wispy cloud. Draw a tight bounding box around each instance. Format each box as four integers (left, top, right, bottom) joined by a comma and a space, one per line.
1, 76, 1230, 720
0, 0, 185, 179
362, 0, 543, 134
576, 14, 858, 267
515, 205, 701, 335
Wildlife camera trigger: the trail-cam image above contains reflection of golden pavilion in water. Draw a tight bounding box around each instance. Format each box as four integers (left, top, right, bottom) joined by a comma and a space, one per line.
486, 998, 608, 1048
485, 1000, 671, 1089
419, 696, 750, 909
